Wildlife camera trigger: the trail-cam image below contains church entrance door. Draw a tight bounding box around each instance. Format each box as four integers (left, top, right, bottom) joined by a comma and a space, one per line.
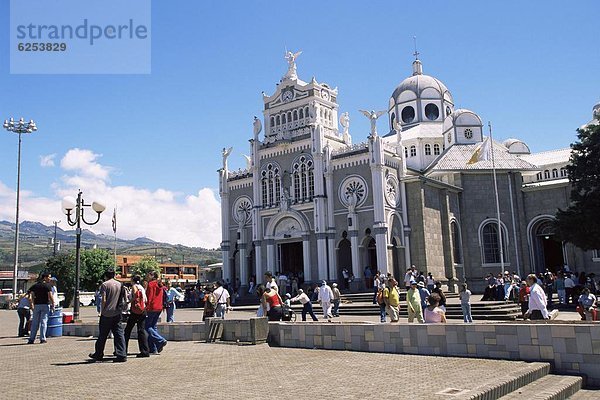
278, 241, 303, 277
532, 219, 564, 273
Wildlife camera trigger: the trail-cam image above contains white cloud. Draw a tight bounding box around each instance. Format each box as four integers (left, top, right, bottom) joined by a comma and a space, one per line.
0, 148, 222, 248
40, 154, 56, 168
60, 148, 110, 181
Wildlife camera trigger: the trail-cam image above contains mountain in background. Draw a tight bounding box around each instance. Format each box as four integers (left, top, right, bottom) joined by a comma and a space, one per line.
0, 220, 221, 271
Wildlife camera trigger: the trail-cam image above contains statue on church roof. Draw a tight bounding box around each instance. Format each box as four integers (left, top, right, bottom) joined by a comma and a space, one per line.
359, 109, 386, 137
284, 50, 302, 80
222, 146, 233, 171
253, 116, 262, 138
243, 154, 252, 170
340, 112, 350, 135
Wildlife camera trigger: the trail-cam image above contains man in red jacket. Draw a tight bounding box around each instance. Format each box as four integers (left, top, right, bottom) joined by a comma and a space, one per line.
145, 271, 167, 354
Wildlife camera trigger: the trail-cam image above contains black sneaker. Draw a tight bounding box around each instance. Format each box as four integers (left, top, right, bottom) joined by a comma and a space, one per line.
88, 353, 103, 362
157, 341, 167, 353
136, 353, 150, 358
113, 357, 127, 363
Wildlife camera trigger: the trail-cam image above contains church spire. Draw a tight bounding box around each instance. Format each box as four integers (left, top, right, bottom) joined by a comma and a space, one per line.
412, 36, 423, 76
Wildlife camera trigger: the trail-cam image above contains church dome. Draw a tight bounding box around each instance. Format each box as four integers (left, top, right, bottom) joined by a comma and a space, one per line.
391, 60, 453, 104
388, 59, 455, 131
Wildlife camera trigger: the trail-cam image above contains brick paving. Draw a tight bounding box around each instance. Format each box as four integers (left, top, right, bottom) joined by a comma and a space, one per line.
0, 309, 596, 399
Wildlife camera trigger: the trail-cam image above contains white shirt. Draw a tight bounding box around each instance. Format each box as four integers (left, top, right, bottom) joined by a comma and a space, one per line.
291, 292, 311, 305
527, 283, 549, 319
404, 272, 413, 285
213, 286, 230, 305
318, 285, 334, 302
266, 278, 278, 293
426, 276, 435, 286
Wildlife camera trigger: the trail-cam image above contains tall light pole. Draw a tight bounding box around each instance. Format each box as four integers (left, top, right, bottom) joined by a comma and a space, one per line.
53, 221, 61, 256
3, 117, 37, 297
62, 191, 105, 321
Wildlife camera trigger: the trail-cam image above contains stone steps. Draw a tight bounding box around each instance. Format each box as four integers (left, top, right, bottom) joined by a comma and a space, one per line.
498, 374, 582, 400
567, 389, 600, 399
464, 362, 551, 399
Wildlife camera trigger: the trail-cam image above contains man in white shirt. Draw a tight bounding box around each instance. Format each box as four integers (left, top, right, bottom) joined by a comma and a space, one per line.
278, 272, 288, 297
317, 280, 334, 319
564, 274, 576, 304
212, 280, 231, 319
291, 289, 318, 321
404, 269, 413, 290
525, 274, 558, 320
264, 271, 278, 293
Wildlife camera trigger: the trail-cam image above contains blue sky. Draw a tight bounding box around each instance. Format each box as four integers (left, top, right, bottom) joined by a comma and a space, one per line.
0, 1, 598, 247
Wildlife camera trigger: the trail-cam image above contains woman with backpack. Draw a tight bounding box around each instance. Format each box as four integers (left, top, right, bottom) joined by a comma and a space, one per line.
124, 275, 150, 358
202, 285, 216, 321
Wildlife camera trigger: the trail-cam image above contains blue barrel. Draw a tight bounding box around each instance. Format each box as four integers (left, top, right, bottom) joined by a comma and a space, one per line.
47, 308, 63, 337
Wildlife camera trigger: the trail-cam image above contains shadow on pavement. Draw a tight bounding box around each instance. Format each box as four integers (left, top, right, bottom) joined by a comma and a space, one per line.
0, 343, 31, 347
52, 360, 100, 366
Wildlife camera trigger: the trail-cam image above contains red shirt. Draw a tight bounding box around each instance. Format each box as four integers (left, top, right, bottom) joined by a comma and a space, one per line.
265, 292, 281, 308
146, 280, 163, 312
518, 286, 530, 303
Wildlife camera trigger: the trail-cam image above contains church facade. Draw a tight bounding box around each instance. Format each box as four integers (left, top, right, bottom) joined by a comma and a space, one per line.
218, 53, 600, 292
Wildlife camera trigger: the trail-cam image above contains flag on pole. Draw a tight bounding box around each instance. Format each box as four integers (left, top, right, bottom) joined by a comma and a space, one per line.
112, 207, 117, 233
467, 136, 492, 164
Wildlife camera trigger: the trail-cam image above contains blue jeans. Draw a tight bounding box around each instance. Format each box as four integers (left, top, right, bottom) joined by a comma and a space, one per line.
94, 315, 126, 359
461, 303, 473, 323
379, 304, 386, 322
301, 302, 318, 321
145, 311, 166, 352
215, 304, 227, 319
332, 299, 340, 317
166, 303, 175, 323
29, 304, 50, 343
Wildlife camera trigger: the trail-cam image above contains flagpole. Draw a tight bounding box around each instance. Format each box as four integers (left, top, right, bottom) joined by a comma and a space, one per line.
488, 122, 505, 275
112, 206, 117, 266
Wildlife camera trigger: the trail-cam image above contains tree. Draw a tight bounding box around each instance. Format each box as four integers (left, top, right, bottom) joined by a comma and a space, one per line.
80, 248, 115, 292
555, 119, 600, 250
130, 255, 160, 278
45, 252, 76, 307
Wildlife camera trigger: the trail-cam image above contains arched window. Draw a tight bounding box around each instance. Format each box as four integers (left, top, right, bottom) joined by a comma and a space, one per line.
270, 117, 275, 128
261, 163, 281, 207
536, 172, 542, 181
425, 144, 431, 156
410, 145, 417, 157
480, 221, 508, 264
287, 112, 292, 123
299, 108, 304, 119
276, 115, 280, 126
433, 144, 440, 155
544, 170, 550, 179
305, 107, 309, 118
391, 113, 396, 129
282, 114, 286, 124
292, 155, 314, 202
451, 221, 462, 264
293, 110, 298, 121
552, 169, 558, 178
404, 147, 408, 158
560, 167, 567, 177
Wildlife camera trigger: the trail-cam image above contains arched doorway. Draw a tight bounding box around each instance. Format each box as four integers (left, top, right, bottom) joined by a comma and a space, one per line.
337, 231, 352, 282
390, 237, 401, 279
367, 237, 377, 272
530, 218, 564, 273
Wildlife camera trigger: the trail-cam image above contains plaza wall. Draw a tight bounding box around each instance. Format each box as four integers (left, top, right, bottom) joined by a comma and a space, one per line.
268, 321, 600, 387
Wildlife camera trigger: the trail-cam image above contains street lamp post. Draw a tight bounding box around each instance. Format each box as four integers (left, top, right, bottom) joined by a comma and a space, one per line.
3, 117, 37, 297
62, 191, 105, 321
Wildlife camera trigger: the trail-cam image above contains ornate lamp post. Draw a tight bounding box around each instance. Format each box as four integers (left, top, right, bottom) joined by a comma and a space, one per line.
62, 191, 105, 321
3, 117, 37, 297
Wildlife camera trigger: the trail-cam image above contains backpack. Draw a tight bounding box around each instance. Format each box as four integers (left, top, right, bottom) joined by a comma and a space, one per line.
130, 287, 146, 315
205, 293, 216, 310
118, 283, 129, 312
376, 288, 386, 305
162, 286, 169, 309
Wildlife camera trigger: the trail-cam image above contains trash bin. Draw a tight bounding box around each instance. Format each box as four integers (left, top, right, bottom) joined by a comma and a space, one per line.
47, 307, 63, 337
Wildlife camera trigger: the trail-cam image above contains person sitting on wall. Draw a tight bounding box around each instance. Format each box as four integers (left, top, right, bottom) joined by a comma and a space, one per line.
577, 287, 597, 321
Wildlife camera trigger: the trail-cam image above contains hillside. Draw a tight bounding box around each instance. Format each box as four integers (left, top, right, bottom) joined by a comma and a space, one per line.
0, 220, 221, 271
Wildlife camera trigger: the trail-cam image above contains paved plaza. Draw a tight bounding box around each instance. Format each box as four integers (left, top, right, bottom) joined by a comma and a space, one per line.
1, 308, 598, 399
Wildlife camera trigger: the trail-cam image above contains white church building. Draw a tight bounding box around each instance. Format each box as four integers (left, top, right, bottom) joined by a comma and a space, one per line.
218, 52, 600, 292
